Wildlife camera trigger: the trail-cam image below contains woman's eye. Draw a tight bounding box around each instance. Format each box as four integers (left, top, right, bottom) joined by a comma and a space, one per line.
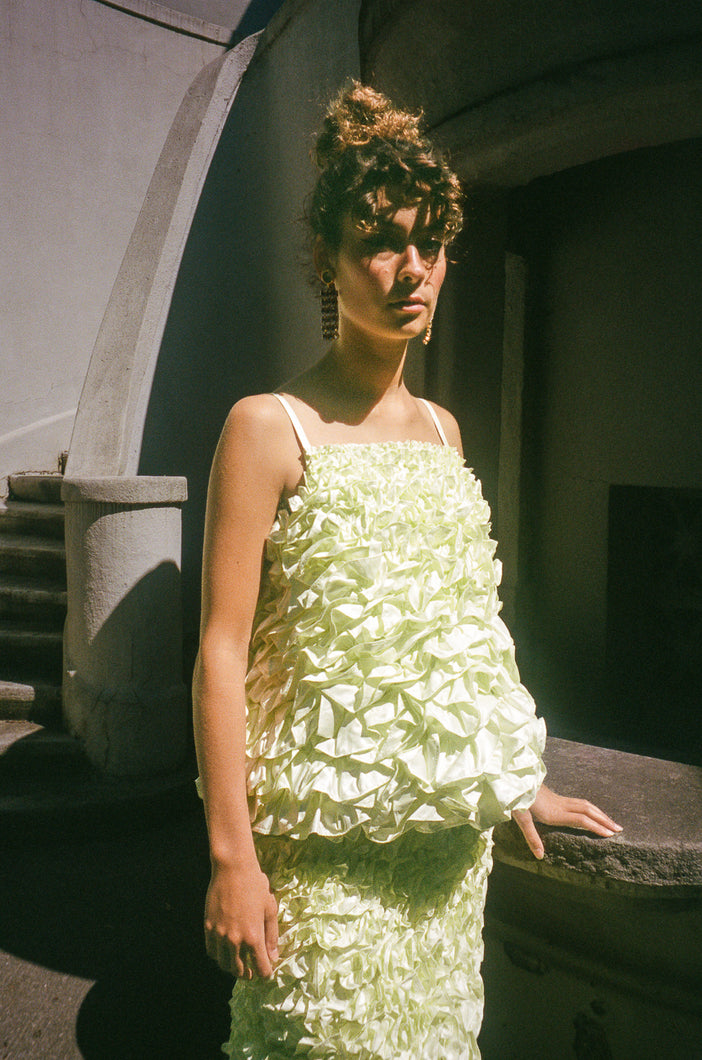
418, 238, 443, 260
363, 233, 400, 254
360, 232, 444, 260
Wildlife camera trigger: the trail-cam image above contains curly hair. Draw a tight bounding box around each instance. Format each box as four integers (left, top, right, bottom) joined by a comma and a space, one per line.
309, 81, 463, 252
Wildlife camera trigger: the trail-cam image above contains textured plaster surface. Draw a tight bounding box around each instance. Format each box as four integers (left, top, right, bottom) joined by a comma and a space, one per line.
64, 35, 260, 478
0, 0, 223, 476
361, 0, 702, 127
361, 2, 702, 186
134, 0, 362, 667
435, 41, 702, 187
62, 477, 188, 776
102, 0, 286, 40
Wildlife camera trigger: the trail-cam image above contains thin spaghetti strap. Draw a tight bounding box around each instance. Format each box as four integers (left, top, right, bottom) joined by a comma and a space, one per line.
273, 393, 313, 454
419, 398, 449, 446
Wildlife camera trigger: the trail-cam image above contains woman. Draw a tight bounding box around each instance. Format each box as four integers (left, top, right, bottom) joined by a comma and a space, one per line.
193, 82, 620, 1059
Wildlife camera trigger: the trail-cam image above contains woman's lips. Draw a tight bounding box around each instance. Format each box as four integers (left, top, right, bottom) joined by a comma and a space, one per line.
390, 297, 426, 312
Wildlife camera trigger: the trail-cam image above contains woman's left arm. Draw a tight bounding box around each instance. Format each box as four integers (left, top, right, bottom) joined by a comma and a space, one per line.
513, 783, 622, 860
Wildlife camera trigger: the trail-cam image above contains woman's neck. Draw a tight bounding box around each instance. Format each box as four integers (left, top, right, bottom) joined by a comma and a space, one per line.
282, 324, 419, 430
323, 322, 409, 406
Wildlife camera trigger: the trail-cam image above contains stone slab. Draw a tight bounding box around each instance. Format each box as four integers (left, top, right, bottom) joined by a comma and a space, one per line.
493, 737, 702, 893
8, 473, 64, 504
61, 476, 187, 505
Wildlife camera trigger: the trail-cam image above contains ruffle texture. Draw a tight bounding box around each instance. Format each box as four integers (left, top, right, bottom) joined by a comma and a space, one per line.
246, 442, 546, 843
224, 825, 492, 1060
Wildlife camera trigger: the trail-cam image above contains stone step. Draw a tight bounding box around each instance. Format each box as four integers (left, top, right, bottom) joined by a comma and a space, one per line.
0, 680, 62, 725
8, 472, 64, 504
0, 718, 196, 833
0, 720, 91, 792
0, 626, 63, 675
0, 576, 67, 626
0, 534, 66, 581
0, 499, 65, 540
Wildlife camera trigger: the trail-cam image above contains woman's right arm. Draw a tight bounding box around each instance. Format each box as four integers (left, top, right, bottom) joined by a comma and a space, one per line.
193, 396, 294, 980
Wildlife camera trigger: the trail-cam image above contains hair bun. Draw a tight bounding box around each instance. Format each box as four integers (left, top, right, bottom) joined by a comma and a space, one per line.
309, 80, 463, 252
315, 81, 424, 170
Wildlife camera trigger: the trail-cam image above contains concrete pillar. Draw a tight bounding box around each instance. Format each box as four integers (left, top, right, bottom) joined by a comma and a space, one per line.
61, 476, 188, 777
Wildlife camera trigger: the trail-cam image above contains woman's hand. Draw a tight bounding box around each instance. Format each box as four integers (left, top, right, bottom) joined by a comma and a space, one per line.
513, 783, 622, 860
204, 860, 279, 979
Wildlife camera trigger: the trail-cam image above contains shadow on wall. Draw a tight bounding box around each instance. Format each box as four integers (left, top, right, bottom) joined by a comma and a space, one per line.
63, 478, 188, 775
137, 84, 281, 676
234, 0, 288, 41
137, 1, 361, 680
510, 137, 702, 764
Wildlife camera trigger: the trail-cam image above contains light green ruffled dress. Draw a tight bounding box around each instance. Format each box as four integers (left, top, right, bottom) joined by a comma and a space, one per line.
224, 406, 546, 1060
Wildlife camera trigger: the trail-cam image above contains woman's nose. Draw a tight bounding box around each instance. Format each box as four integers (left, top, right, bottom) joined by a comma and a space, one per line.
398, 243, 426, 282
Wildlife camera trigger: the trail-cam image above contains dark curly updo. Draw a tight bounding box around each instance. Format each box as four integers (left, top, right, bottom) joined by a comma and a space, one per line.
310, 81, 463, 252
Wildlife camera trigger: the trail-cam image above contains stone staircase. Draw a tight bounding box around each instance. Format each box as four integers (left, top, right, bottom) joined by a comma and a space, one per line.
0, 472, 97, 809
0, 472, 66, 726
0, 473, 194, 824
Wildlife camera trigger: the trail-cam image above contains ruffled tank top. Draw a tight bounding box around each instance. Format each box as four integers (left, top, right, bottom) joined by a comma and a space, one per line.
245, 394, 546, 844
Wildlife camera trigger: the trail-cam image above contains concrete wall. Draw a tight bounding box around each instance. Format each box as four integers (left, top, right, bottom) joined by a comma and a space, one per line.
101, 1, 286, 42
137, 0, 362, 667
0, 0, 224, 480
158, 0, 282, 34
513, 137, 702, 760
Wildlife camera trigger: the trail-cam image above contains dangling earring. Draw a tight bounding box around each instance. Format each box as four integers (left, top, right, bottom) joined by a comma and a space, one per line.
320, 270, 339, 341
423, 315, 433, 346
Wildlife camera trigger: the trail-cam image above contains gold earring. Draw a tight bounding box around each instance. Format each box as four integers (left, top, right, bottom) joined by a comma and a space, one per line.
320, 271, 339, 341
423, 316, 433, 346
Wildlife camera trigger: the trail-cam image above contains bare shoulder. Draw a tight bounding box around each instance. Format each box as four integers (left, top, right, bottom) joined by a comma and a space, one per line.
201, 396, 297, 627
221, 393, 290, 443
214, 393, 301, 496
217, 394, 297, 460
424, 400, 464, 454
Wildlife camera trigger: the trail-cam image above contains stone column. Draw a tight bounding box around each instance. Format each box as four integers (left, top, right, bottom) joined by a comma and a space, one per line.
62, 476, 188, 777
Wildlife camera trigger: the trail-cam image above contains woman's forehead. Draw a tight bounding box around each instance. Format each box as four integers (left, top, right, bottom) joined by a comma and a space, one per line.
348, 200, 436, 235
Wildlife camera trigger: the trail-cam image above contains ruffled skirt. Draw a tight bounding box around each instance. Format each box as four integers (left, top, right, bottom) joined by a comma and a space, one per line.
223, 825, 493, 1060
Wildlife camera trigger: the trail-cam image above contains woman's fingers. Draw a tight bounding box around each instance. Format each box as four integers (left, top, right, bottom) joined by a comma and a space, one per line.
513, 784, 623, 860
540, 795, 622, 834
232, 900, 279, 979
207, 928, 240, 977
205, 926, 272, 979
206, 920, 267, 975
512, 808, 545, 860
230, 940, 248, 979
264, 893, 279, 965
250, 936, 274, 979
203, 867, 279, 980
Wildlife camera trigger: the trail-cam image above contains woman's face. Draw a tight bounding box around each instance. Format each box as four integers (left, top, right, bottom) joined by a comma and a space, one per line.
324, 202, 448, 345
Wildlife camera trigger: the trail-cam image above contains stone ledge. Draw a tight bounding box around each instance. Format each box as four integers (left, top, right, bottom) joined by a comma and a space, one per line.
493, 737, 702, 894
94, 0, 234, 45
8, 473, 64, 504
61, 475, 187, 506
